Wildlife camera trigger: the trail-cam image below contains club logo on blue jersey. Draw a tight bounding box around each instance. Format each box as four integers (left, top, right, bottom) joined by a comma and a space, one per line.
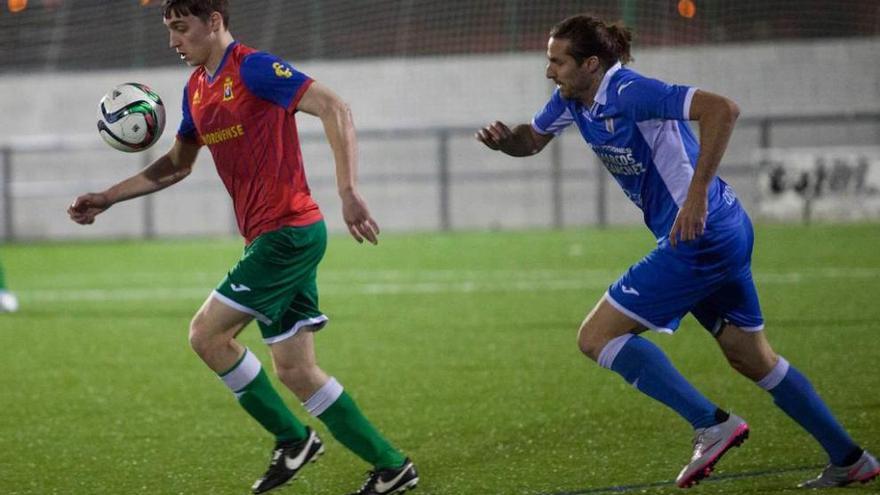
272, 62, 293, 79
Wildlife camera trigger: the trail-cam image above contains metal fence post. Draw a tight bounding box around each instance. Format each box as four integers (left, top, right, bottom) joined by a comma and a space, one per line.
596, 158, 608, 228
141, 150, 156, 239
1, 147, 13, 242
309, 0, 324, 59
758, 118, 771, 149
438, 128, 451, 231
550, 137, 563, 229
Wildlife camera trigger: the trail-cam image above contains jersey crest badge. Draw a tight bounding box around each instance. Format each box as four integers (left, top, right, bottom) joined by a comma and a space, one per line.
223, 76, 234, 101
272, 62, 293, 79
192, 87, 202, 106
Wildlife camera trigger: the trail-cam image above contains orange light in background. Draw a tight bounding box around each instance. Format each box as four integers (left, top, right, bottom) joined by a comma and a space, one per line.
8, 0, 27, 13
678, 0, 696, 19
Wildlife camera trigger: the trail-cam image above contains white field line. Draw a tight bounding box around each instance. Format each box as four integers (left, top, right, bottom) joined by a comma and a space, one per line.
15, 268, 880, 303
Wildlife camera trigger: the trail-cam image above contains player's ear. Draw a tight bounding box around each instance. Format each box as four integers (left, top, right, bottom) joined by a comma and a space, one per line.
581, 55, 600, 72
210, 11, 223, 32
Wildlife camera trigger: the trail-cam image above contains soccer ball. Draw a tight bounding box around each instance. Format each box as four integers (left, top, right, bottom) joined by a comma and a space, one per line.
0, 290, 18, 313
97, 82, 165, 152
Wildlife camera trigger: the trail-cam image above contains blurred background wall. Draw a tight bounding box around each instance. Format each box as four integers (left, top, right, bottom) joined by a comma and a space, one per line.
1, 0, 878, 241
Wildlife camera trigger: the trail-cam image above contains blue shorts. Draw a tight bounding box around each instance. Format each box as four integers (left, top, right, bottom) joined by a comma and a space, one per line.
606, 208, 764, 335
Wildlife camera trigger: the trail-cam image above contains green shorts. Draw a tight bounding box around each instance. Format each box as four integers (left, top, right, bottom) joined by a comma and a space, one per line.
213, 220, 328, 344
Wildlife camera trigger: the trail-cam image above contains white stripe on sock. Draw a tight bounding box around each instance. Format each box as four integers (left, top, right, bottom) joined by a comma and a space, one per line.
597, 333, 634, 370
757, 356, 790, 390
303, 377, 344, 417
220, 348, 261, 393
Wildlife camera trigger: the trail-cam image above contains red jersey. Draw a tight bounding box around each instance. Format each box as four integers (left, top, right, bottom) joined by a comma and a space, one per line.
177, 42, 322, 243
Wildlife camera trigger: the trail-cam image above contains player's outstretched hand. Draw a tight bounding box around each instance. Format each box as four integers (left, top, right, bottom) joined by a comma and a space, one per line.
340, 189, 380, 245
668, 192, 708, 248
68, 192, 112, 225
475, 121, 514, 150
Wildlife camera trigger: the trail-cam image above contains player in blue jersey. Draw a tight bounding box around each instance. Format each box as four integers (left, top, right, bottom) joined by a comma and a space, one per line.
477, 14, 878, 489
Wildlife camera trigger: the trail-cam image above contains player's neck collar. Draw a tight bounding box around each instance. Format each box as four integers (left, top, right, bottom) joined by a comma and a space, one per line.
206, 41, 238, 82
592, 61, 623, 106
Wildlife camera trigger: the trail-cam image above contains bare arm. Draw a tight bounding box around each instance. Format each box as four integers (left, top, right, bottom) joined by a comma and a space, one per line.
668, 89, 740, 246
68, 138, 200, 225
475, 121, 554, 157
296, 80, 379, 244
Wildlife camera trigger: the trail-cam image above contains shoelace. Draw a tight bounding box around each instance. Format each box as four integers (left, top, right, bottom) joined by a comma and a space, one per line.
690, 431, 710, 459
268, 447, 284, 467
356, 470, 382, 493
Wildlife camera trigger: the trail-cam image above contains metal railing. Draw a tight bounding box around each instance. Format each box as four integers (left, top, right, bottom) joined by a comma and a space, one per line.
1, 112, 879, 242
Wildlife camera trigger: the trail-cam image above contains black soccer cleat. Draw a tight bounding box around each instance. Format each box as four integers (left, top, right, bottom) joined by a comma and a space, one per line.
349, 458, 419, 495
251, 427, 324, 494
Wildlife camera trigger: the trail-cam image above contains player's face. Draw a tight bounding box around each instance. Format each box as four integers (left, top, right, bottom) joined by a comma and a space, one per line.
545, 37, 598, 101
164, 12, 216, 66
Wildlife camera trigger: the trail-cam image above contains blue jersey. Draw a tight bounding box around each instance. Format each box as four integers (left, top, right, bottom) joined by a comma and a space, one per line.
532, 62, 740, 241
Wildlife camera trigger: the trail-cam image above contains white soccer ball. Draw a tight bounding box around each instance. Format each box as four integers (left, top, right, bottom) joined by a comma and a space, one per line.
0, 291, 18, 313
97, 82, 166, 152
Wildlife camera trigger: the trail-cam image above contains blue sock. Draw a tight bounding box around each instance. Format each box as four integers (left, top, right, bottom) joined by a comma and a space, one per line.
598, 334, 718, 429
758, 356, 859, 466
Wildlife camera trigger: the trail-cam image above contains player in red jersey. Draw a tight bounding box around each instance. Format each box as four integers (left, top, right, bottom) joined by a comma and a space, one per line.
68, 1, 418, 494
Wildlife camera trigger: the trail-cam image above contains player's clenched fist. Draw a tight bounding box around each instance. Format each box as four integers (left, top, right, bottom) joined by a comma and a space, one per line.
68, 193, 111, 225
475, 121, 515, 150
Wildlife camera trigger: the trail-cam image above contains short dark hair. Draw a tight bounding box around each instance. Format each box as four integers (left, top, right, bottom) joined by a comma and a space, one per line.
162, 0, 230, 29
549, 14, 633, 67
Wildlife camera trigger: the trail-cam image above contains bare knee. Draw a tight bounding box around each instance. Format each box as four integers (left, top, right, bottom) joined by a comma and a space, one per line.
275, 362, 325, 400
577, 323, 608, 362
188, 312, 224, 359
577, 298, 643, 362
275, 362, 312, 387
717, 325, 778, 381
723, 349, 777, 381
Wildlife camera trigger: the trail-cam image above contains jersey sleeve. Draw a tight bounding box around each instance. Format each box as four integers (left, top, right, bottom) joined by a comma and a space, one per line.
531, 88, 574, 136
240, 52, 313, 113
176, 85, 199, 143
616, 77, 698, 122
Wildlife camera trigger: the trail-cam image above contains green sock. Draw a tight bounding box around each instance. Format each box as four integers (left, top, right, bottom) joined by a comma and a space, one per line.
220, 349, 307, 443
306, 379, 405, 469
